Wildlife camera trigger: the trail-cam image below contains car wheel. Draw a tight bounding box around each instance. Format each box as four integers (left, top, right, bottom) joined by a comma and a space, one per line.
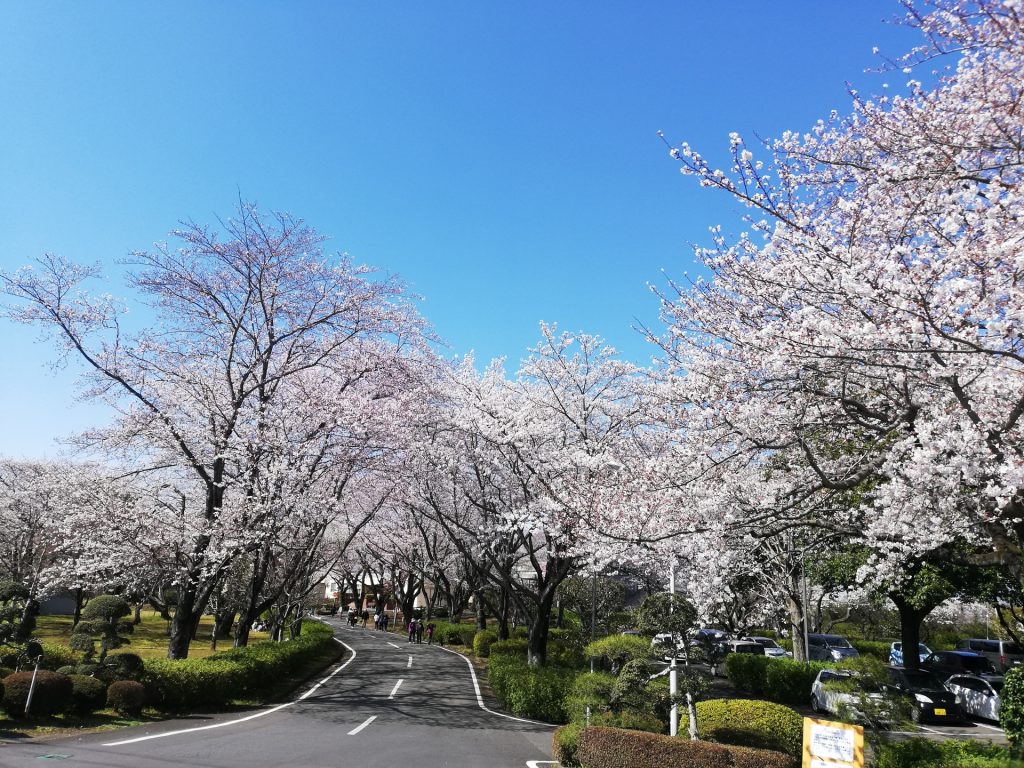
910, 706, 921, 725
811, 695, 822, 713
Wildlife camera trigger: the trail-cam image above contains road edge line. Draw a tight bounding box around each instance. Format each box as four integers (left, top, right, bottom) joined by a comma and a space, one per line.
102, 635, 357, 746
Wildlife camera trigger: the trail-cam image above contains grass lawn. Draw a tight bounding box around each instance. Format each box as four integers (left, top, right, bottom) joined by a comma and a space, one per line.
35, 610, 271, 660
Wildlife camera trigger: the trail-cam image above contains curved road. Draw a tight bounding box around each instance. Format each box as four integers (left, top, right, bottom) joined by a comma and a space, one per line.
0, 619, 557, 768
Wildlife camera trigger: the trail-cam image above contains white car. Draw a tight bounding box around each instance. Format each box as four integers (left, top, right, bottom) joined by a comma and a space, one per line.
810, 669, 893, 724
743, 636, 789, 658
945, 674, 1003, 721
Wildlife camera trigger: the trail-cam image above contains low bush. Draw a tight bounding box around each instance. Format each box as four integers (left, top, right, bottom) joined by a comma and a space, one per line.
590, 709, 664, 733
473, 629, 498, 658
681, 699, 802, 758
489, 639, 529, 658
724, 653, 772, 697
511, 625, 528, 639
764, 659, 832, 706
563, 671, 616, 722
143, 619, 335, 710
41, 642, 78, 671
107, 680, 146, 716
554, 722, 584, 767
574, 726, 797, 768
850, 640, 891, 661
68, 674, 107, 714
2, 670, 72, 716
585, 634, 651, 673
1001, 665, 1024, 749
876, 737, 1011, 768
487, 652, 576, 723
429, 622, 476, 647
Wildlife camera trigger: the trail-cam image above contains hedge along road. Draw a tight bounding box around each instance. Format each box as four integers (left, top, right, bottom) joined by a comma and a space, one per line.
0, 618, 556, 768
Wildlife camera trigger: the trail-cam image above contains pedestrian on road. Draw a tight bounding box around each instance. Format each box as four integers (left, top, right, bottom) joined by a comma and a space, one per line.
408, 619, 417, 643
374, 612, 382, 630
426, 622, 435, 645
361, 609, 369, 628
348, 611, 358, 628
381, 613, 389, 632
416, 620, 424, 644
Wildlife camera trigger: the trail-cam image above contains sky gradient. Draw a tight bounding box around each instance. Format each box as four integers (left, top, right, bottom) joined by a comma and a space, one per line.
0, 1, 921, 457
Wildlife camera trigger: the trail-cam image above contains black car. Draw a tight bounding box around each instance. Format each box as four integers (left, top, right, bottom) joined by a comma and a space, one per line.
921, 650, 1001, 681
885, 666, 962, 723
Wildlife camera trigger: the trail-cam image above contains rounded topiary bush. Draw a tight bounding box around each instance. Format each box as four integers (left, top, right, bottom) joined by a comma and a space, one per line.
56, 665, 77, 676
3, 670, 73, 717
553, 722, 584, 768
107, 653, 145, 680
107, 680, 146, 716
68, 675, 107, 715
681, 698, 803, 757
0, 666, 13, 680
473, 629, 498, 657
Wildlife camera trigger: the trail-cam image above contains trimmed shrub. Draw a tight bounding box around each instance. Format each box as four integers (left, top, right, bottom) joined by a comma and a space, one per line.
489, 639, 529, 658
681, 699, 802, 758
564, 671, 616, 721
107, 680, 146, 716
850, 640, 891, 661
764, 659, 832, 706
553, 722, 584, 768
487, 652, 576, 723
1001, 665, 1024, 749
68, 674, 107, 714
876, 737, 1011, 768
429, 622, 476, 647
2, 670, 73, 716
724, 653, 772, 697
574, 726, 797, 768
590, 710, 664, 733
511, 625, 528, 639
585, 634, 651, 673
41, 642, 78, 671
143, 619, 335, 710
0, 666, 13, 679
107, 652, 145, 680
473, 629, 498, 658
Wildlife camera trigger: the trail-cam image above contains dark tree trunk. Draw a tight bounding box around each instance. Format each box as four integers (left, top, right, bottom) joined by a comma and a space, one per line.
892, 595, 930, 672
168, 588, 198, 659
527, 586, 558, 667
72, 588, 85, 628
475, 591, 487, 631
133, 602, 143, 625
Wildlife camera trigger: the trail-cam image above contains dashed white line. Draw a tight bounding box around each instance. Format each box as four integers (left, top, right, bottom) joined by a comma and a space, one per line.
407, 655, 413, 668
389, 678, 404, 699
348, 715, 377, 735
387, 641, 402, 649
103, 636, 356, 746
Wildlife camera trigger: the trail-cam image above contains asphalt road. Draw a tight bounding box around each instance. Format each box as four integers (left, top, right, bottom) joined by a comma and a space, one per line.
0, 619, 557, 768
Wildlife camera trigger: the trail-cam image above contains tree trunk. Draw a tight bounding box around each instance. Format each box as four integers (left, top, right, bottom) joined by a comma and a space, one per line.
168, 588, 197, 659
892, 595, 929, 672
133, 602, 143, 625
475, 591, 487, 631
72, 588, 85, 628
527, 584, 559, 667
786, 592, 807, 663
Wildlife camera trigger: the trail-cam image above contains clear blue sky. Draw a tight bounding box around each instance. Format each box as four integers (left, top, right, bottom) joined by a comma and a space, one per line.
0, 1, 918, 458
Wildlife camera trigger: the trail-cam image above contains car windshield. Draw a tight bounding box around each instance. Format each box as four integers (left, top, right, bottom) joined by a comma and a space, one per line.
755, 638, 780, 648
824, 637, 852, 648
901, 671, 946, 692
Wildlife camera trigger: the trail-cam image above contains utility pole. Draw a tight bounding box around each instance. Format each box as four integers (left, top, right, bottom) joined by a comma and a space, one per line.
669, 560, 678, 737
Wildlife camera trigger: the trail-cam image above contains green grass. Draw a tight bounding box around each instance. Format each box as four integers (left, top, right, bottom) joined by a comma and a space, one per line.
35, 610, 270, 660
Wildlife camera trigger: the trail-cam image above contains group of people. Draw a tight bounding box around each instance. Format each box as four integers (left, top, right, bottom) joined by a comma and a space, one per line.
407, 617, 434, 644
343, 607, 434, 645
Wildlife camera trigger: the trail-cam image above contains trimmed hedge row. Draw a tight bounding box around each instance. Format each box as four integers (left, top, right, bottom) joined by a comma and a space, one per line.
143, 620, 337, 710
473, 630, 498, 657
572, 726, 797, 768
724, 655, 833, 706
850, 640, 891, 661
876, 737, 1011, 768
681, 699, 803, 758
487, 651, 576, 723
429, 622, 477, 647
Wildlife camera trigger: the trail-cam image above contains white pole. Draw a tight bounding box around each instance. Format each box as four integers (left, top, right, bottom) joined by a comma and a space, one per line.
669, 560, 678, 738
24, 657, 41, 717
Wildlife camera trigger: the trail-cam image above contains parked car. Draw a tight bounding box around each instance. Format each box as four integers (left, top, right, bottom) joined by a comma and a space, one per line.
889, 642, 932, 667
690, 628, 730, 646
885, 666, 962, 724
722, 640, 766, 656
810, 669, 893, 723
807, 633, 860, 662
922, 650, 1001, 680
945, 674, 1003, 721
743, 636, 789, 658
956, 638, 1024, 673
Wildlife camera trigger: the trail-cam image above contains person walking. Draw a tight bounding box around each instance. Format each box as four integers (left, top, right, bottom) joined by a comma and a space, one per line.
426, 622, 435, 645
361, 609, 369, 628
381, 613, 389, 632
416, 619, 424, 644
408, 618, 417, 643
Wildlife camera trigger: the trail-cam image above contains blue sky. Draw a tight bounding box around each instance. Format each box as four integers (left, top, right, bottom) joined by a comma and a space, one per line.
0, 1, 919, 458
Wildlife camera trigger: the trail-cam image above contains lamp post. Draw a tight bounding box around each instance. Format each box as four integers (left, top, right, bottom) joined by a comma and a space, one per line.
669, 560, 678, 737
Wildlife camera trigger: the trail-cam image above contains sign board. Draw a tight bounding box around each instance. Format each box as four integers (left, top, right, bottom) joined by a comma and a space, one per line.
802, 717, 864, 768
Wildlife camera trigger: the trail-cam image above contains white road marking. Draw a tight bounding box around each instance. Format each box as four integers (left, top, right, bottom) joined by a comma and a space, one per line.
387, 641, 402, 649
407, 655, 413, 668
434, 644, 553, 727
103, 635, 357, 746
917, 725, 945, 735
389, 678, 404, 699
526, 762, 559, 768
972, 721, 1004, 733
348, 715, 377, 735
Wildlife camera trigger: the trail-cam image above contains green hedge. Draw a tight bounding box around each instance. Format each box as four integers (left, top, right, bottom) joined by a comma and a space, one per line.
490, 639, 529, 658
143, 620, 336, 710
487, 652, 576, 723
68, 674, 107, 714
681, 699, 802, 758
723, 656, 831, 707
554, 722, 585, 767
876, 737, 1011, 768
850, 640, 891, 661
564, 671, 616, 722
430, 622, 477, 647
574, 726, 797, 768
473, 629, 498, 657
585, 635, 651, 673
1002, 665, 1024, 749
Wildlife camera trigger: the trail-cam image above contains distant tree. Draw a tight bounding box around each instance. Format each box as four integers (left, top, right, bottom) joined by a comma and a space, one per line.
70, 594, 133, 663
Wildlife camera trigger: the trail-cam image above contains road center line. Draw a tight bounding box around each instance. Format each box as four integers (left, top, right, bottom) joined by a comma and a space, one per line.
973, 721, 1005, 733
407, 655, 413, 668
389, 678, 404, 699
103, 635, 357, 746
387, 641, 401, 649
348, 715, 377, 735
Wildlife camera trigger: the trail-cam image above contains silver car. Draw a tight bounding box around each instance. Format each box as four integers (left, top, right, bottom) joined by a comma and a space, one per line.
743, 636, 789, 658
945, 674, 1003, 721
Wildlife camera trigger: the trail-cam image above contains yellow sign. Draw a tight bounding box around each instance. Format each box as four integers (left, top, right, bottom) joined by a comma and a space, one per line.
802, 717, 864, 768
